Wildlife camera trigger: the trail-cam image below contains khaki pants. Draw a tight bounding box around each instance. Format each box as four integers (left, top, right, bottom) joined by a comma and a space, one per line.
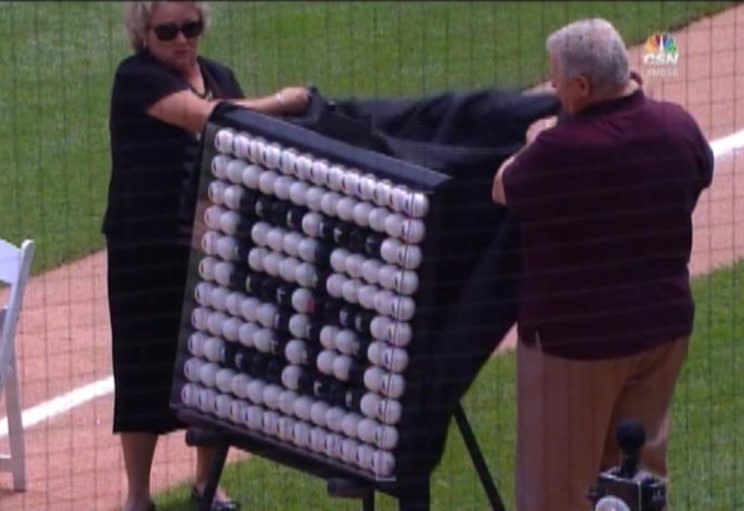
516, 338, 688, 511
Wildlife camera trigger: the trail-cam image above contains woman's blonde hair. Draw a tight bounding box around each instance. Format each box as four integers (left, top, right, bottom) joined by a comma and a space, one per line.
124, 1, 211, 52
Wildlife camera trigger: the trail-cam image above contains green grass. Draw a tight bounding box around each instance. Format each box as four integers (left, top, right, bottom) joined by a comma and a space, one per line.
151, 260, 744, 511
0, 0, 736, 273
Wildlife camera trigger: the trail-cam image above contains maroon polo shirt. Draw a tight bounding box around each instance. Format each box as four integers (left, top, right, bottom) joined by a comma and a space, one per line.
502, 89, 714, 360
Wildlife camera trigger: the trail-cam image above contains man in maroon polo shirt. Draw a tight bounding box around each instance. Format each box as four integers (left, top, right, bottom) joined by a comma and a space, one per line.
492, 18, 713, 511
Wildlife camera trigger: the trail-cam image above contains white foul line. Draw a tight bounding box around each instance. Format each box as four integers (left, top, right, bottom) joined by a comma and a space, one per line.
0, 376, 113, 438
710, 128, 744, 159
0, 128, 742, 437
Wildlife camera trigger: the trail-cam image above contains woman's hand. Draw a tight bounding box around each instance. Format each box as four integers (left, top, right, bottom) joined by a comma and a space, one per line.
274, 86, 311, 115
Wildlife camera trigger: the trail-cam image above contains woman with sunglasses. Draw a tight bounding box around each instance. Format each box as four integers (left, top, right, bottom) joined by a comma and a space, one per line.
103, 2, 310, 511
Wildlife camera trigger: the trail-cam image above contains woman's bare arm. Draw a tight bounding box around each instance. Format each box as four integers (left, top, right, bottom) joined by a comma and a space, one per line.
146, 86, 310, 134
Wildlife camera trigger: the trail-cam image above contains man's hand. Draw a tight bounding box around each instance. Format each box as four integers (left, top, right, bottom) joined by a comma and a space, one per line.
274, 86, 311, 115
525, 115, 557, 144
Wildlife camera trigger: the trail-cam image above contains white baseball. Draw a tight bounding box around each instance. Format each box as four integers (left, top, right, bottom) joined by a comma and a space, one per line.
183, 358, 204, 382
357, 418, 378, 444
368, 207, 389, 233
241, 164, 262, 190
223, 185, 246, 212
341, 413, 362, 439
262, 384, 283, 410
280, 148, 298, 176
319, 325, 339, 350
266, 227, 285, 252
361, 259, 382, 285
214, 128, 235, 154
250, 222, 270, 246
211, 155, 230, 179
246, 380, 266, 405
288, 180, 309, 206
320, 191, 342, 218
336, 197, 357, 222
295, 154, 314, 181
256, 303, 278, 328
225, 159, 245, 184
294, 262, 317, 288
372, 450, 396, 477
409, 192, 430, 218
233, 132, 251, 159
204, 205, 224, 230
310, 159, 329, 186
390, 185, 410, 213
401, 219, 426, 244
265, 143, 282, 170
278, 389, 298, 416
305, 186, 325, 212
293, 396, 313, 422
342, 279, 361, 304
377, 398, 402, 425
187, 332, 207, 357
342, 438, 360, 464
310, 401, 330, 427
224, 291, 245, 316
221, 317, 241, 342
327, 165, 345, 191
283, 232, 304, 257
238, 321, 259, 347
325, 407, 346, 433
359, 174, 377, 202
194, 281, 215, 305
288, 314, 310, 339
293, 421, 311, 448
356, 444, 376, 470
215, 368, 236, 394
390, 296, 416, 322
257, 170, 277, 196
273, 175, 294, 200
316, 350, 336, 375
245, 405, 263, 430
239, 296, 260, 322
301, 211, 322, 238
207, 180, 227, 205
398, 244, 423, 270
380, 373, 406, 399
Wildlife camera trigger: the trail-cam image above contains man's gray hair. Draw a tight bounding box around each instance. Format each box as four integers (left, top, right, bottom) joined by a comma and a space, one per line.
546, 18, 630, 94
124, 1, 211, 53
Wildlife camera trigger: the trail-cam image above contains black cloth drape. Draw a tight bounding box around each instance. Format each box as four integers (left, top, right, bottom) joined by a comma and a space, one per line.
281, 87, 561, 474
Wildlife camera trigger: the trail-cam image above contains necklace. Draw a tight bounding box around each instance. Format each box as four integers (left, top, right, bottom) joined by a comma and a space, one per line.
188, 82, 210, 99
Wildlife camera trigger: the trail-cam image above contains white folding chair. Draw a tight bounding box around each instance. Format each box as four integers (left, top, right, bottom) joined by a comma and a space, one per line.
0, 238, 35, 491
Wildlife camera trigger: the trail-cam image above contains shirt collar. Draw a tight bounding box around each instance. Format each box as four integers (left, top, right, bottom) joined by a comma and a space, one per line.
571, 89, 646, 120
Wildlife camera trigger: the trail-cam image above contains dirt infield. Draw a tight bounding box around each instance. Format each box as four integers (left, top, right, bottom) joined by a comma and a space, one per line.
0, 6, 742, 510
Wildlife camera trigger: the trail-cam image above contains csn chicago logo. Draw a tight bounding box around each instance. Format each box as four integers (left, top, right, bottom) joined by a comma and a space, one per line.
643, 32, 680, 73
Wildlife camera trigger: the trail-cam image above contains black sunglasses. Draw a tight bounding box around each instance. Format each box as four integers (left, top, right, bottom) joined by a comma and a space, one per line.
151, 19, 204, 42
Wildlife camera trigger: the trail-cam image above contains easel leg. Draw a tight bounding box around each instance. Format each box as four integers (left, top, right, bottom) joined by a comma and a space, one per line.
185, 428, 230, 511
453, 403, 506, 511
199, 442, 229, 511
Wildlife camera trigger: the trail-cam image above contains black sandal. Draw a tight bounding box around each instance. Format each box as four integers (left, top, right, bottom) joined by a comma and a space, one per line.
190, 486, 240, 511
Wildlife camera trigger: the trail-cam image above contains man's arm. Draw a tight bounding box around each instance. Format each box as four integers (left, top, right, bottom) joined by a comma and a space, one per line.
492, 154, 517, 205
492, 115, 557, 206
